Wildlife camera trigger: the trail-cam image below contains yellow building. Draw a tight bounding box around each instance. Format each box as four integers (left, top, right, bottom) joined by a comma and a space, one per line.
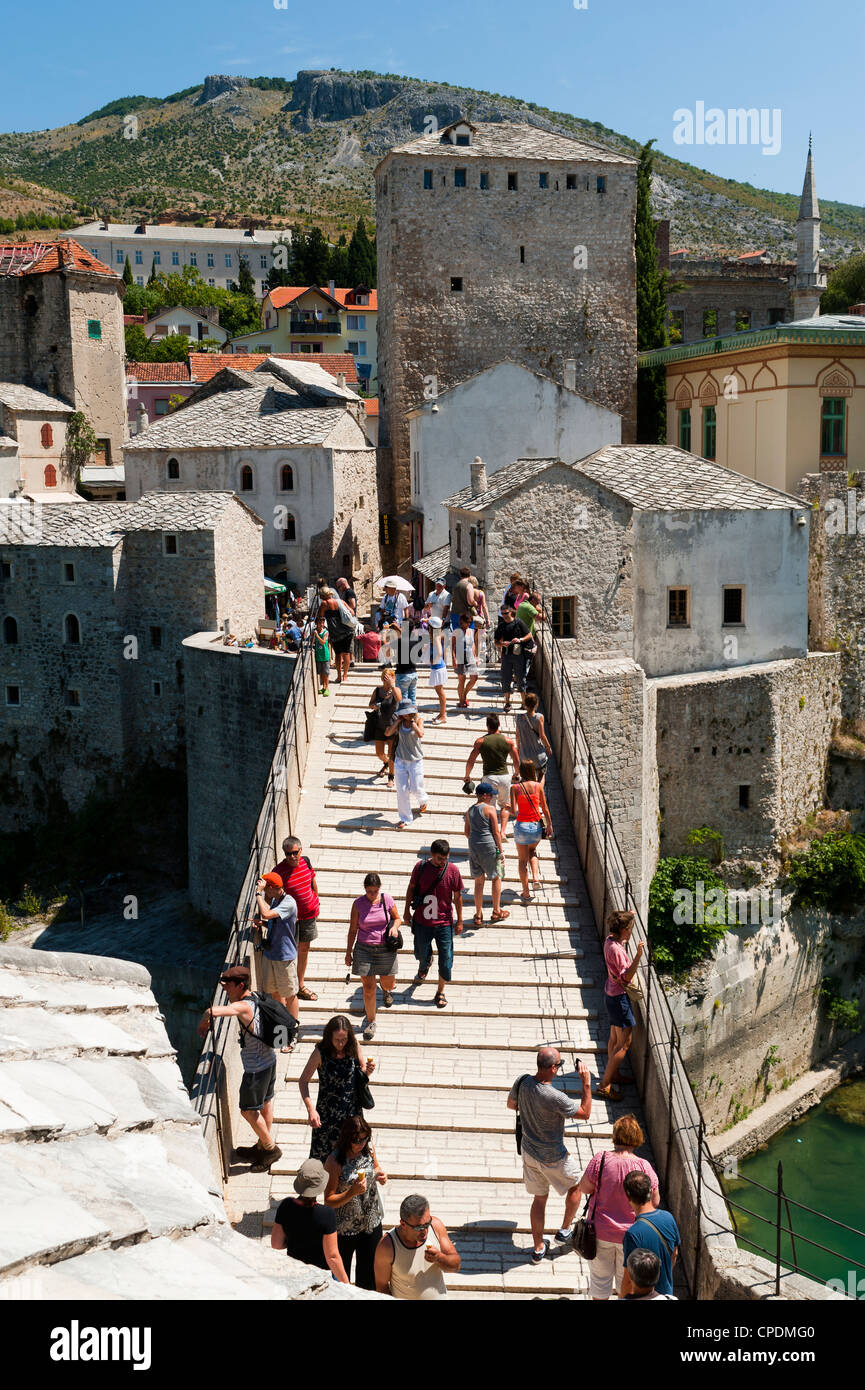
640, 311, 865, 492
227, 284, 378, 390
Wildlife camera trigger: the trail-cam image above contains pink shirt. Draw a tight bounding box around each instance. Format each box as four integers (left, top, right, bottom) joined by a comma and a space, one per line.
354, 893, 397, 946
582, 1150, 659, 1243
604, 937, 631, 996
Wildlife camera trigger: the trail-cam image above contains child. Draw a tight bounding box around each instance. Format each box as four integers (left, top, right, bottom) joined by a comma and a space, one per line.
314, 614, 331, 695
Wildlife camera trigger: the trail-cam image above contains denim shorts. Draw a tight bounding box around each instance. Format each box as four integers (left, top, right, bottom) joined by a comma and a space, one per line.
412, 922, 454, 982
513, 819, 543, 845
605, 990, 635, 1028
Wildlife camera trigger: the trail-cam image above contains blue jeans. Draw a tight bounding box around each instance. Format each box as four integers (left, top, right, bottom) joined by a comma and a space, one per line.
413, 922, 454, 982
395, 672, 417, 704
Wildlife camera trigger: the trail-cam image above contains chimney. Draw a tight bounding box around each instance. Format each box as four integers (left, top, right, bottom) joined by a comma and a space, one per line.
470, 456, 488, 495
100, 216, 109, 231
848, 303, 865, 316
335, 372, 346, 389
563, 359, 577, 392
328, 278, 336, 298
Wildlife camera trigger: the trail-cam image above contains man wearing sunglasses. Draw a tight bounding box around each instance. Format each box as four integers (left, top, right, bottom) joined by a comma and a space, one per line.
273, 835, 321, 1002
507, 1047, 592, 1263
197, 964, 282, 1172
374, 1193, 460, 1299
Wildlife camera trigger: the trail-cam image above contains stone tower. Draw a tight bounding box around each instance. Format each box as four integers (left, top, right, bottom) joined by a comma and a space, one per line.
792, 137, 827, 320
374, 120, 638, 554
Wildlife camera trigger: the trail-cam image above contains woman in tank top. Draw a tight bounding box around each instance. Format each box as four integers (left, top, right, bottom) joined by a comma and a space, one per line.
509, 759, 554, 902
515, 693, 553, 783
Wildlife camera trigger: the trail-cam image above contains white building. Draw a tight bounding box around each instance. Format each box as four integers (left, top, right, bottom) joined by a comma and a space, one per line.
124, 358, 381, 605
71, 223, 289, 296
143, 305, 228, 346
408, 360, 621, 555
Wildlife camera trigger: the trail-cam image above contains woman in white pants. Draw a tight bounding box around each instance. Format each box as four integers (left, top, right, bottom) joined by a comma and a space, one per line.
385, 701, 427, 830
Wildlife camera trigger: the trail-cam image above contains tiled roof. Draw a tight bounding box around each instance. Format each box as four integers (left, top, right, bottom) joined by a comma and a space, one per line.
2, 492, 251, 547
126, 362, 192, 383
445, 445, 799, 513
268, 285, 378, 312
189, 352, 358, 384
124, 314, 146, 326
0, 242, 53, 276
364, 399, 379, 416
0, 942, 370, 1301
413, 543, 450, 581
333, 287, 378, 311
124, 373, 352, 451
382, 121, 635, 165
0, 382, 74, 413
26, 239, 116, 277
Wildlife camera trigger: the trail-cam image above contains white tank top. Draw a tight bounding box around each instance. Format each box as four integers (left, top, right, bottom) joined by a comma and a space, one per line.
387, 1224, 449, 1300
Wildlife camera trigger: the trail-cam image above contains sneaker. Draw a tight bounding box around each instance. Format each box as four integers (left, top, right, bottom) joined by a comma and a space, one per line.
554, 1224, 574, 1244
363, 1020, 376, 1040
531, 1238, 551, 1264
382, 990, 394, 1008
250, 1144, 282, 1173
233, 1143, 262, 1162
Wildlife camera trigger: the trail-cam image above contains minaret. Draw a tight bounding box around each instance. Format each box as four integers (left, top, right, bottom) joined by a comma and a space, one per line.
792, 136, 826, 319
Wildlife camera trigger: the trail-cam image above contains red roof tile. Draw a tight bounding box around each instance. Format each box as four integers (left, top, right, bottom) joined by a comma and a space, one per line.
20, 239, 117, 278
188, 352, 359, 384
267, 285, 377, 312
364, 399, 379, 416
124, 314, 146, 326
126, 362, 192, 382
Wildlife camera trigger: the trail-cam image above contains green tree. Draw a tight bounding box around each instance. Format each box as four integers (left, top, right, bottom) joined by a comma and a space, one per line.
151, 333, 192, 363
265, 236, 292, 292
124, 323, 149, 360
347, 217, 376, 286
635, 140, 669, 444
231, 254, 256, 298
328, 235, 350, 286
821, 253, 865, 315
305, 227, 332, 286
122, 256, 133, 286
147, 258, 159, 285
64, 411, 100, 473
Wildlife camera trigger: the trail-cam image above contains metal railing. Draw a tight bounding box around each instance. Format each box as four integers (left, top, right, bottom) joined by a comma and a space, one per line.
190, 587, 320, 1179
532, 607, 859, 1299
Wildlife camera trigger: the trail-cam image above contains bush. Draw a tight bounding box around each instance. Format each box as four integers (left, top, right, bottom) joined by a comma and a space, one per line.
821, 978, 861, 1031
15, 884, 42, 915
787, 833, 865, 914
648, 855, 729, 972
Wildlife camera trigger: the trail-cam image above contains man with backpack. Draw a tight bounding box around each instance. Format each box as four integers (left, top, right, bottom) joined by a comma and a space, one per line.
254, 871, 301, 1040
403, 839, 464, 1010
197, 962, 297, 1172
273, 837, 321, 1002
506, 1048, 592, 1262
320, 585, 357, 684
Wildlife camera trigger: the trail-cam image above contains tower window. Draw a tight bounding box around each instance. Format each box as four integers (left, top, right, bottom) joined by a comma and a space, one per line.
539, 172, 549, 189
479, 171, 489, 190
667, 588, 689, 628
6, 685, 20, 706
821, 398, 846, 457
150, 625, 163, 649
283, 514, 296, 542
507, 173, 518, 190
454, 168, 466, 188
723, 586, 745, 626
164, 534, 179, 555
596, 176, 607, 193
3, 616, 18, 644
64, 614, 81, 644
450, 277, 463, 292
87, 319, 102, 340
455, 523, 462, 557
167, 457, 180, 479
703, 404, 717, 460
63, 562, 76, 584
153, 681, 162, 697
280, 464, 294, 491
520, 246, 525, 264
240, 464, 254, 491
739, 785, 751, 810
423, 170, 433, 189
65, 689, 81, 708
566, 174, 577, 190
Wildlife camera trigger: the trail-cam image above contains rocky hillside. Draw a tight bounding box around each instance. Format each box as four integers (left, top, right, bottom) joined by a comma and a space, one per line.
0, 69, 860, 259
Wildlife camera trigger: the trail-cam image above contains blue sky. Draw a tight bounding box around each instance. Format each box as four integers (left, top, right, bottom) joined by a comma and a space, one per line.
8, 0, 863, 209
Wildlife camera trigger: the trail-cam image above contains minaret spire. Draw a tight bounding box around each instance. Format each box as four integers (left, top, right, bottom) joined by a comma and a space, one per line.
792, 138, 825, 319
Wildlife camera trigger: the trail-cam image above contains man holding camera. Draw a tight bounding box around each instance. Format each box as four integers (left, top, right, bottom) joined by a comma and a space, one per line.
403, 839, 464, 1010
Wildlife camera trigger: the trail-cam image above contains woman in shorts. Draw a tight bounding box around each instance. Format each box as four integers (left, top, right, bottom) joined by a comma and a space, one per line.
463, 781, 509, 926
427, 615, 448, 725
596, 909, 644, 1103
509, 759, 553, 901
515, 693, 553, 784
345, 871, 402, 1041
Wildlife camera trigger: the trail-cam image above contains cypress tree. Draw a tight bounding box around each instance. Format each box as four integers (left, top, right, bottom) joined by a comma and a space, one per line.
305, 227, 332, 287
347, 217, 376, 287
635, 139, 670, 444
122, 256, 133, 286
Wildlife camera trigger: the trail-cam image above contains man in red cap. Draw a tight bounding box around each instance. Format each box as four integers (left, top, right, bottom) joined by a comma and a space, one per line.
254, 871, 300, 1044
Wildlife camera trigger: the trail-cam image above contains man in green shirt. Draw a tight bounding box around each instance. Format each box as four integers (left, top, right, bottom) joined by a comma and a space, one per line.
464, 713, 520, 838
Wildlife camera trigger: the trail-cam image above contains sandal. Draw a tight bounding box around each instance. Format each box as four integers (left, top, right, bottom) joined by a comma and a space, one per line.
594, 1085, 623, 1103
382, 990, 394, 1008
297, 986, 318, 1001
434, 991, 447, 1009
413, 971, 428, 985
491, 909, 510, 922
473, 912, 484, 926
387, 778, 394, 788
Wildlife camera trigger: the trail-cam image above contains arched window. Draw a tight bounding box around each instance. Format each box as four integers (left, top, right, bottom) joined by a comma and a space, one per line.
44, 464, 57, 488
2, 616, 18, 645
167, 457, 180, 480
283, 514, 296, 542
240, 464, 254, 492
41, 423, 53, 449
280, 464, 294, 492
64, 613, 81, 645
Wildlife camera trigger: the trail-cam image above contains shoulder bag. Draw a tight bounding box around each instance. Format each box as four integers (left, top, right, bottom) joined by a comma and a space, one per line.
607, 937, 643, 1002
385, 896, 404, 952
513, 1073, 532, 1154
573, 1152, 606, 1261
354, 1061, 375, 1111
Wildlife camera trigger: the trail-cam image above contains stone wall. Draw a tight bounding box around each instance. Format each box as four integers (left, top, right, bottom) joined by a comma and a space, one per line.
799, 469, 865, 721
666, 262, 794, 343
183, 634, 299, 926
376, 148, 637, 541
310, 446, 381, 611
668, 899, 865, 1134
653, 654, 840, 859
67, 276, 128, 461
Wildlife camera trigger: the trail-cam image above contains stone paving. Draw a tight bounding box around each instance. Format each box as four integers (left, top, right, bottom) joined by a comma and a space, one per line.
224, 660, 657, 1297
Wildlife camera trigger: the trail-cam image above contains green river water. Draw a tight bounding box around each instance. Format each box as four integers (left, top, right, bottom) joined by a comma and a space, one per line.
723, 1078, 865, 1292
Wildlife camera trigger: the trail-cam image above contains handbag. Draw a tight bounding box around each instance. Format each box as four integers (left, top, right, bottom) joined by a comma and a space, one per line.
573, 1152, 606, 1261
354, 1062, 375, 1111
363, 709, 378, 743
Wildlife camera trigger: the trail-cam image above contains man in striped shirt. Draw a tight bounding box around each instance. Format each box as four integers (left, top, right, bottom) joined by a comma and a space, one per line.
273, 835, 321, 1002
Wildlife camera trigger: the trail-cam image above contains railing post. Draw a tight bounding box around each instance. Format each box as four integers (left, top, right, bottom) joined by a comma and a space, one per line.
270, 768, 278, 860
584, 756, 592, 865
775, 1162, 783, 1296
602, 808, 609, 926
694, 1117, 705, 1300
665, 1019, 677, 1191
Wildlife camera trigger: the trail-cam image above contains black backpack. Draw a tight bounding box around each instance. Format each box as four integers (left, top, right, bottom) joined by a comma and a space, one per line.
241, 991, 299, 1050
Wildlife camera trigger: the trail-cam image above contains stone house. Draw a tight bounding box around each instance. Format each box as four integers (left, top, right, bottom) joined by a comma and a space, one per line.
406, 359, 621, 556
641, 310, 865, 495
0, 491, 268, 831
374, 119, 638, 555
0, 239, 128, 470
0, 383, 74, 498
143, 303, 228, 345
443, 445, 839, 893
124, 358, 381, 606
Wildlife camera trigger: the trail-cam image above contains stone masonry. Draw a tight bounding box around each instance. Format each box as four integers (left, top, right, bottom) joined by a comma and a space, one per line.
375, 122, 637, 548
799, 469, 865, 722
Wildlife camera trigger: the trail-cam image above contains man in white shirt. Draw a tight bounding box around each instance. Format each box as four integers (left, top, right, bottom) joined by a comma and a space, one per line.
425, 580, 451, 665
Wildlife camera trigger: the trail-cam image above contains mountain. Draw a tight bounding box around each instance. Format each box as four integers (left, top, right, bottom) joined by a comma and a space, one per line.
0, 70, 860, 260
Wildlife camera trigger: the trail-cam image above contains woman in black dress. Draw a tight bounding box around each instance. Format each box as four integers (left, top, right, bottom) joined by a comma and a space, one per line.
298, 1014, 376, 1162
367, 665, 399, 787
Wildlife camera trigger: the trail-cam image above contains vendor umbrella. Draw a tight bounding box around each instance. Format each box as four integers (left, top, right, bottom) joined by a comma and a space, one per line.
374, 574, 414, 592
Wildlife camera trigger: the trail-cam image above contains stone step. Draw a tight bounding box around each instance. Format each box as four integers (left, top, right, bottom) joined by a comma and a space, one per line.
287, 1025, 603, 1057
272, 1096, 610, 1138
301, 953, 593, 987
306, 922, 589, 952
309, 845, 568, 873
279, 1055, 609, 1094
286, 990, 598, 1024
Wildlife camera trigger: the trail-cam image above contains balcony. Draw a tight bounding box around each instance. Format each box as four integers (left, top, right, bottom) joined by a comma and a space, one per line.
289, 318, 341, 335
